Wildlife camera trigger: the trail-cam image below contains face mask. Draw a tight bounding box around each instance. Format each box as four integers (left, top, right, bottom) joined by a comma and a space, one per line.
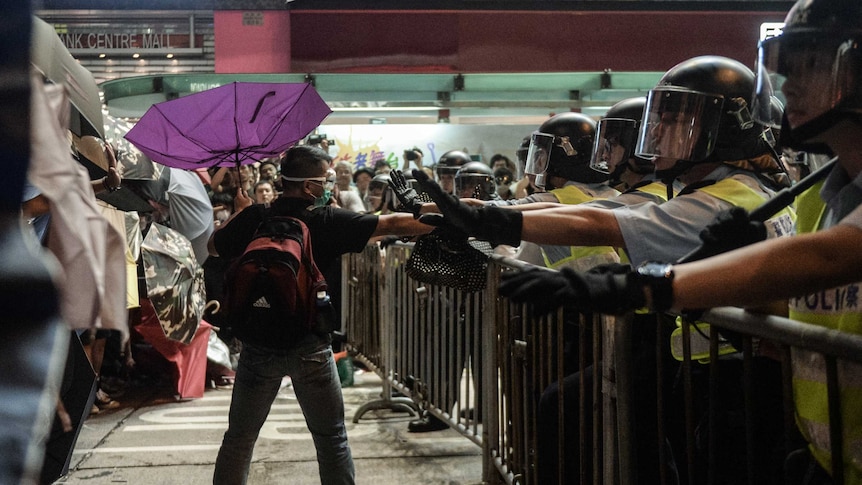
313, 189, 332, 208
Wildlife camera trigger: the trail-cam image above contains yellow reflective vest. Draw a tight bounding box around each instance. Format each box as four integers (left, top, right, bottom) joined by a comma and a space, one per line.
543, 185, 620, 271
789, 180, 862, 484
695, 177, 795, 238
671, 176, 796, 362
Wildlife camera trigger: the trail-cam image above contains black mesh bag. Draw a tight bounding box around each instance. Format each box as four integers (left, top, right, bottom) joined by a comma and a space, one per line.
405, 228, 494, 293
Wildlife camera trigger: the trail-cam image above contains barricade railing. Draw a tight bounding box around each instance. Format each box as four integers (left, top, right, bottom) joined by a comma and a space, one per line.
342, 244, 608, 484
649, 307, 862, 485
342, 243, 862, 485
343, 244, 417, 419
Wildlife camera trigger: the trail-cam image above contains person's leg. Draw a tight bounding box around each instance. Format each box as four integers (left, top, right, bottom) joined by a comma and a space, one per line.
289, 335, 355, 485
213, 344, 284, 485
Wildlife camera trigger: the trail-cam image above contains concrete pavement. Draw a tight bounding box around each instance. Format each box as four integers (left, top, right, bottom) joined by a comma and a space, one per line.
53, 370, 483, 484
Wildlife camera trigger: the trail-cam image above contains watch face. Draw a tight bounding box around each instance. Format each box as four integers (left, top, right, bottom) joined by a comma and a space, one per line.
638, 262, 672, 279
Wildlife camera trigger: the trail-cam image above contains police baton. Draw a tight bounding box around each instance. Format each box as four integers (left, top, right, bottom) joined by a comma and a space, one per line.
676, 157, 838, 264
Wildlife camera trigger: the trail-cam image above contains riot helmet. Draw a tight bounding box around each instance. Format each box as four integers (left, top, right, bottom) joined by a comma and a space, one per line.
524, 112, 607, 190
435, 150, 471, 176
752, 0, 862, 152
636, 56, 767, 168
590, 97, 654, 182
455, 162, 497, 200
435, 150, 471, 194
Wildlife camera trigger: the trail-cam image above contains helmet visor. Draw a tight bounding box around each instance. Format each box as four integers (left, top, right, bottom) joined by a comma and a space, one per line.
455, 174, 494, 199
753, 32, 861, 131
590, 118, 639, 173
515, 143, 529, 178
524, 131, 555, 190
635, 87, 724, 162
436, 164, 460, 177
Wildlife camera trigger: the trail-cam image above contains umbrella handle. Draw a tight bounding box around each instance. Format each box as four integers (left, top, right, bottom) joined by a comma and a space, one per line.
205, 299, 221, 314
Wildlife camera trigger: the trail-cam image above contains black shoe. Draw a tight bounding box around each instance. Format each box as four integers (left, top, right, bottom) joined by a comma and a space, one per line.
408, 414, 449, 433
402, 375, 416, 391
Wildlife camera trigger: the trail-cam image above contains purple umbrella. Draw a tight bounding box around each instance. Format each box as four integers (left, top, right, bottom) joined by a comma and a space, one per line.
124, 82, 331, 170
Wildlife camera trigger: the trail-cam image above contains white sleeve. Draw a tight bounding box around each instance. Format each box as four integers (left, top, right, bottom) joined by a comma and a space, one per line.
613, 191, 735, 266
839, 203, 862, 231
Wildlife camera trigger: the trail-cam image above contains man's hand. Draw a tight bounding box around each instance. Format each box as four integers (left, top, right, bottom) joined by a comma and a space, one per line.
412, 169, 523, 247
389, 170, 424, 218
102, 143, 122, 191
685, 207, 767, 262
234, 185, 253, 213
499, 263, 647, 315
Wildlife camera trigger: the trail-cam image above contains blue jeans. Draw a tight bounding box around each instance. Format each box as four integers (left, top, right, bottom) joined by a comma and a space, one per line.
213, 334, 355, 485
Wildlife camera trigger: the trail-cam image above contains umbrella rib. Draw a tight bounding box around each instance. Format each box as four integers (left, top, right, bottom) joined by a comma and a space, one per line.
153, 105, 221, 157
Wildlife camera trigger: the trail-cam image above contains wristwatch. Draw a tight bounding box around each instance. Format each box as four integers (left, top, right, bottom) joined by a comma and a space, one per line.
635, 261, 675, 312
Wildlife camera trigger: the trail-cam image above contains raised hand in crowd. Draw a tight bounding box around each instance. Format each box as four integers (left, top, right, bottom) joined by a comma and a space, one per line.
95, 143, 122, 194
233, 184, 253, 213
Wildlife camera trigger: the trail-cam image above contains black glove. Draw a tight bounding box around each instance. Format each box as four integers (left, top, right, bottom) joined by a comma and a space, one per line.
498, 263, 647, 316
389, 170, 424, 218
378, 235, 401, 249
683, 207, 767, 263
412, 169, 523, 247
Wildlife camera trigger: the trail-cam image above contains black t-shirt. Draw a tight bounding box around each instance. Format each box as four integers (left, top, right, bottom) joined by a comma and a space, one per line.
213, 197, 379, 275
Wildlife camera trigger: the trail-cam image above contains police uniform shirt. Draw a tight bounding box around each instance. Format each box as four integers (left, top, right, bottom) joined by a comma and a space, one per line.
839, 198, 862, 231
819, 163, 862, 230
486, 180, 619, 207
486, 190, 559, 206
213, 197, 379, 275
613, 165, 788, 266
583, 176, 682, 210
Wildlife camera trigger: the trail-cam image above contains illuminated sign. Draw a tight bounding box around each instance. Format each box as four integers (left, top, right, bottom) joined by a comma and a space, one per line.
52, 23, 204, 57
60, 32, 193, 50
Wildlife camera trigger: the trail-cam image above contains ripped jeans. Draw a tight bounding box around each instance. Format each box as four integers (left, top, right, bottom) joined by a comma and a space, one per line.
213, 334, 355, 485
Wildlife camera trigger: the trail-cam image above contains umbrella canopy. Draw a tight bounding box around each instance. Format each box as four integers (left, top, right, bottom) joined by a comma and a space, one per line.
71, 133, 154, 213
30, 16, 104, 139
103, 113, 164, 181
29, 75, 128, 340
141, 223, 206, 344
124, 82, 331, 170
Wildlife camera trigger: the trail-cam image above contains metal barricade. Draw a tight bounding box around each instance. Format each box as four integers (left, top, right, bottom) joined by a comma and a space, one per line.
342, 244, 610, 484
482, 256, 610, 485
344, 245, 416, 420
342, 244, 862, 485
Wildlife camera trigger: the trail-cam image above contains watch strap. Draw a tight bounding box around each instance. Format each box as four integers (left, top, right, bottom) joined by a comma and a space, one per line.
636, 262, 675, 312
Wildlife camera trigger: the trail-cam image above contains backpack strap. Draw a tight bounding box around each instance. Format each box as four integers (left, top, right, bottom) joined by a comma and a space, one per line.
273, 208, 323, 288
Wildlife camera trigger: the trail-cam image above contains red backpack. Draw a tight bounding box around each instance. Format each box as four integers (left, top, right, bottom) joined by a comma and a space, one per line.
222, 210, 332, 348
